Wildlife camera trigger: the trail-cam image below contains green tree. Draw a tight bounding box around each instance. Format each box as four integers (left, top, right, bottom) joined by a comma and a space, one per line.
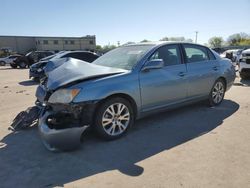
101, 45, 117, 53
208, 37, 224, 48
160, 37, 169, 41
160, 36, 193, 42
96, 45, 102, 51
140, 39, 151, 42
238, 39, 250, 46
227, 32, 250, 46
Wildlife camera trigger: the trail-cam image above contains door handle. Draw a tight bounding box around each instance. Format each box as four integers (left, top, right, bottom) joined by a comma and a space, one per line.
178, 72, 185, 77
213, 66, 218, 71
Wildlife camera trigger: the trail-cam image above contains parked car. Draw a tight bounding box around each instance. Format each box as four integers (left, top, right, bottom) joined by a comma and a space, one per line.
239, 48, 250, 79
220, 49, 234, 60
35, 42, 236, 151
10, 51, 54, 68
235, 49, 244, 64
212, 47, 225, 55
29, 51, 100, 80
0, 54, 21, 66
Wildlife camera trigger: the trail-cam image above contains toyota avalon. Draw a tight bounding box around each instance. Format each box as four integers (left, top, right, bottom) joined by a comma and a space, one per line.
35, 42, 236, 151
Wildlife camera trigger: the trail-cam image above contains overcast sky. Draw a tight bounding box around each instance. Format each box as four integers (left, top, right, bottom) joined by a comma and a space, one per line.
1, 0, 250, 45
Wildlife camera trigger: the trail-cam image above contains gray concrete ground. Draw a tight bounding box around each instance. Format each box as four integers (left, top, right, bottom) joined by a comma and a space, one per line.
0, 66, 250, 188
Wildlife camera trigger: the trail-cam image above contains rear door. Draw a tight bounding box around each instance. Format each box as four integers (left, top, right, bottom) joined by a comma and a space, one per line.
182, 44, 219, 98
139, 44, 188, 111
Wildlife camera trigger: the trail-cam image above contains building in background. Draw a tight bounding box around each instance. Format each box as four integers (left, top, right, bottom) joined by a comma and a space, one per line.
0, 35, 96, 54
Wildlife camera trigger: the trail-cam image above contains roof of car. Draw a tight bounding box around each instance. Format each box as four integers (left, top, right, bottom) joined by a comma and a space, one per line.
124, 41, 198, 47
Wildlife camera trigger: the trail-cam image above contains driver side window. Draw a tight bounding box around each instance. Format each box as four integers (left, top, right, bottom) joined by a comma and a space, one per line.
149, 44, 181, 66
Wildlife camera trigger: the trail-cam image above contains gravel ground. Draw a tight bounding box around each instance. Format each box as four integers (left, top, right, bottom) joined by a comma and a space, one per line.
0, 66, 250, 188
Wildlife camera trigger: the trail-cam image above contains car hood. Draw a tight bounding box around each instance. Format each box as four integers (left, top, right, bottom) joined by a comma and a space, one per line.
45, 58, 128, 90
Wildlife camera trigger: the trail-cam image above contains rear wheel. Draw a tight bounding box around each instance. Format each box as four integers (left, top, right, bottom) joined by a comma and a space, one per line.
94, 97, 134, 140
0, 61, 5, 66
208, 79, 226, 106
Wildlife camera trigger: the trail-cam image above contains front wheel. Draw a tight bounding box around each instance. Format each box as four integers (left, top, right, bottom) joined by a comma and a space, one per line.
10, 64, 17, 68
208, 79, 226, 106
94, 97, 134, 140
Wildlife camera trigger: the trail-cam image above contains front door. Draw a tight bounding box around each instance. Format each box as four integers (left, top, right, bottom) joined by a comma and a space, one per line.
139, 44, 188, 112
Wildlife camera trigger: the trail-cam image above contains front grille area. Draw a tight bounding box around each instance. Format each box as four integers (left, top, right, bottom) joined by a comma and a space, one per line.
246, 59, 250, 64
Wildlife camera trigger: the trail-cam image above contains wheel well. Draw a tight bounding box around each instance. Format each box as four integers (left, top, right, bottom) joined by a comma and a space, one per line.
97, 93, 138, 118
218, 77, 227, 88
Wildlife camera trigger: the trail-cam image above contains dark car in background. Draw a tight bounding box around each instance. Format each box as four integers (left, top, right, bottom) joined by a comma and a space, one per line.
239, 48, 250, 79
10, 51, 54, 68
29, 51, 100, 80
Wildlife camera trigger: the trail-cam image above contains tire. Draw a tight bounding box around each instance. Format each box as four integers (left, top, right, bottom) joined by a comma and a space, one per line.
94, 97, 134, 140
33, 77, 40, 82
0, 61, 5, 66
19, 62, 27, 69
240, 73, 248, 80
208, 79, 226, 106
10, 64, 17, 68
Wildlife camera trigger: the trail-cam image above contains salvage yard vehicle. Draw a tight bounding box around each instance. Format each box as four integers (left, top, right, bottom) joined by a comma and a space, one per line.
0, 54, 21, 66
35, 42, 236, 151
29, 51, 99, 80
10, 51, 54, 68
239, 48, 250, 79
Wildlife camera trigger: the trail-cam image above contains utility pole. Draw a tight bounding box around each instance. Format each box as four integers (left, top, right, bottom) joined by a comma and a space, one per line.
195, 31, 198, 43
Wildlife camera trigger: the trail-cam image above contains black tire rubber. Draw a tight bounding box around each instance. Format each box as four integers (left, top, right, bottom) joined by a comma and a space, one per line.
208, 79, 226, 107
240, 73, 248, 80
94, 97, 134, 140
19, 62, 27, 69
10, 64, 17, 68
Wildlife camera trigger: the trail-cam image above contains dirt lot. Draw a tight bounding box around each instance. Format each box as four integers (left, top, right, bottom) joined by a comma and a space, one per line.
0, 66, 250, 188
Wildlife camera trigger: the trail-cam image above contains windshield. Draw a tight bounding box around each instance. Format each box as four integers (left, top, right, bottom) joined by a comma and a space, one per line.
93, 45, 153, 70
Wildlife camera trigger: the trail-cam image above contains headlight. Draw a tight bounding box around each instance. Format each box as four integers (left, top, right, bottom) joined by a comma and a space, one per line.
48, 89, 81, 104
37, 68, 43, 72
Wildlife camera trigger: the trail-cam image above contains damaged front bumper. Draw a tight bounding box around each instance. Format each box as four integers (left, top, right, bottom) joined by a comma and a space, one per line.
39, 111, 89, 151
38, 102, 96, 151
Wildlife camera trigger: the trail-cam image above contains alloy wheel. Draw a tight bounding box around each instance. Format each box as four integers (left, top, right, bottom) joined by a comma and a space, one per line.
212, 81, 225, 104
102, 103, 130, 136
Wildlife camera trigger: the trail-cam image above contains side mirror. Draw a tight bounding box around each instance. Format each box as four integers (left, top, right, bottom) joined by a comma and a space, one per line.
142, 59, 164, 71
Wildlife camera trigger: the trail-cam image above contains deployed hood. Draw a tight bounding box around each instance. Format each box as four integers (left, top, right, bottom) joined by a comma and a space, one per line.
45, 58, 127, 90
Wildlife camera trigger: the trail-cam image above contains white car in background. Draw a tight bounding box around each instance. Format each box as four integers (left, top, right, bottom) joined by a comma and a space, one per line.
0, 55, 21, 66
239, 48, 250, 79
